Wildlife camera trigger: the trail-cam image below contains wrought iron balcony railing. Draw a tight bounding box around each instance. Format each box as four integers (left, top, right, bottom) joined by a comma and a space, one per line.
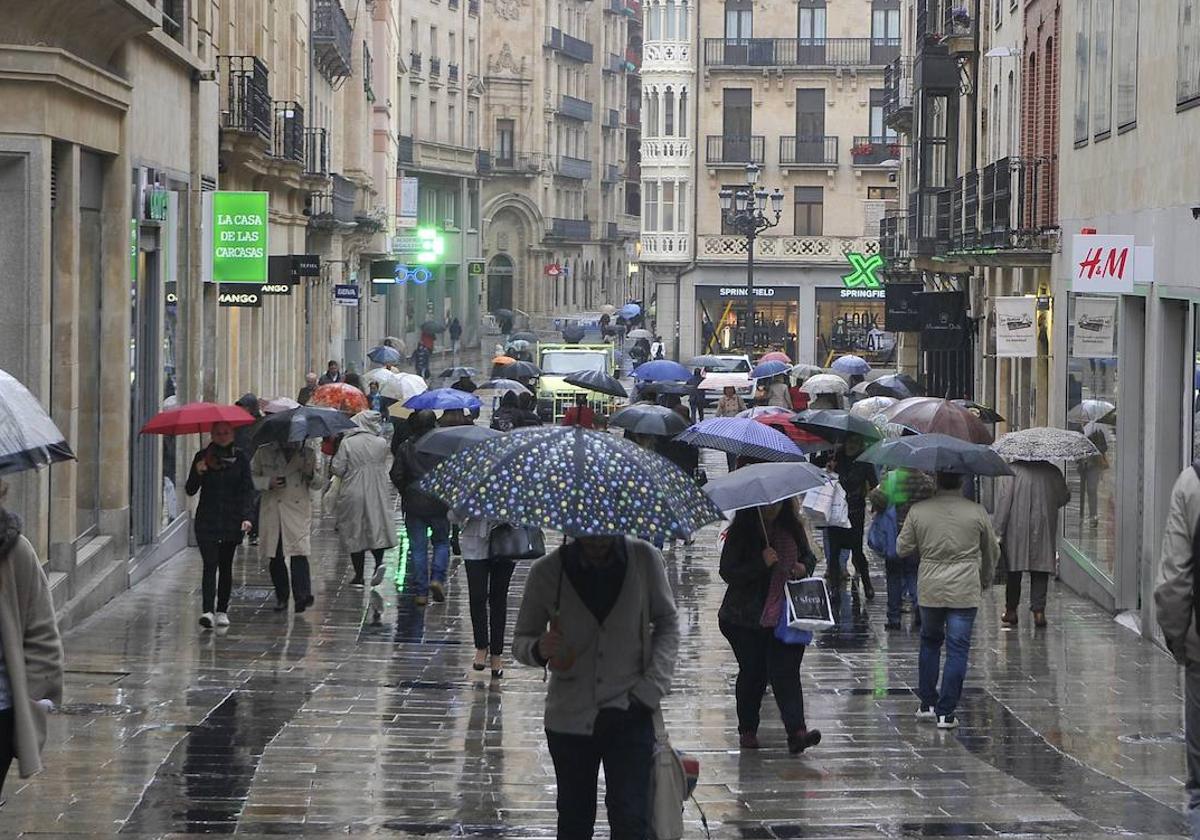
558, 95, 594, 122
271, 101, 305, 164
851, 136, 901, 166
703, 38, 899, 68
305, 127, 329, 176
313, 0, 354, 81
705, 135, 765, 165
557, 156, 593, 180
547, 218, 592, 240
779, 135, 838, 166
218, 55, 272, 144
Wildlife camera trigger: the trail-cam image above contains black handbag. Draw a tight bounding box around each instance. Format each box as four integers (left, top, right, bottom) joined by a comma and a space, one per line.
488, 524, 546, 561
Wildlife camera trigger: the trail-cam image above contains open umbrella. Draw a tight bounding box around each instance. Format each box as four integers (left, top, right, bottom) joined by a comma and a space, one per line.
953, 399, 1005, 424
564, 369, 628, 398
477, 378, 531, 395
438, 366, 478, 380
251, 406, 357, 447
367, 345, 403, 366
404, 388, 483, 412
638, 381, 689, 397
704, 462, 827, 512
882, 397, 993, 444
866, 373, 923, 399
0, 369, 75, 474
992, 428, 1100, 462
628, 328, 654, 340
753, 413, 830, 449
677, 417, 807, 463
633, 359, 690, 382
790, 363, 825, 380
610, 405, 690, 437
421, 320, 446, 334
620, 303, 642, 319
849, 396, 898, 419
492, 355, 517, 367
751, 360, 791, 380
736, 406, 791, 419
759, 351, 792, 365
562, 324, 586, 343
799, 374, 850, 395
510, 331, 537, 343
830, 354, 871, 377
499, 361, 542, 380
600, 304, 617, 315
262, 397, 301, 414
364, 369, 427, 402
419, 426, 721, 542
687, 355, 726, 369
699, 372, 752, 391
415, 426, 502, 462
859, 433, 1014, 476
310, 383, 370, 415
793, 409, 883, 443
1067, 399, 1116, 424
141, 402, 256, 436
507, 339, 533, 353
492, 308, 515, 320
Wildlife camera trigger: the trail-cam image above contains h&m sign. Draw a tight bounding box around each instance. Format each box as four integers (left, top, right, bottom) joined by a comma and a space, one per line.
1071, 235, 1134, 295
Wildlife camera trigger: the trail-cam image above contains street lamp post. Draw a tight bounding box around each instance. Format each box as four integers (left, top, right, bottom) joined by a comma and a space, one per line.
719, 163, 784, 354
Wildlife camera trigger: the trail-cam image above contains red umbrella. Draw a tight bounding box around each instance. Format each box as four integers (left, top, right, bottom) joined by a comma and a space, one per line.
753, 413, 828, 449
311, 383, 369, 415
140, 402, 256, 436
759, 351, 792, 365
881, 397, 993, 444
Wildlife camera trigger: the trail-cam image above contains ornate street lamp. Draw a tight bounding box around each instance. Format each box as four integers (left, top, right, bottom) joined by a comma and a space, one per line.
719, 163, 783, 353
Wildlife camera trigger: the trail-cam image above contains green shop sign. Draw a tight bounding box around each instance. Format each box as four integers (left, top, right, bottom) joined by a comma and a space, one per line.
209, 191, 269, 282
841, 252, 884, 290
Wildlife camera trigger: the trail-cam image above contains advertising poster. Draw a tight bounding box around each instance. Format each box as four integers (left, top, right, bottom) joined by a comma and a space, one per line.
993, 296, 1038, 358
1072, 295, 1117, 358
209, 191, 269, 283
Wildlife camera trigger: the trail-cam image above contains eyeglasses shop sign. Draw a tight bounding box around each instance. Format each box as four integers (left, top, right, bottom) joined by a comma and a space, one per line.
205, 191, 269, 283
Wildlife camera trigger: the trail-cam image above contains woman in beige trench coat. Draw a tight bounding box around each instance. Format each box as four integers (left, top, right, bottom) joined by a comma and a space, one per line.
253, 442, 317, 613
332, 411, 398, 586
0, 481, 64, 795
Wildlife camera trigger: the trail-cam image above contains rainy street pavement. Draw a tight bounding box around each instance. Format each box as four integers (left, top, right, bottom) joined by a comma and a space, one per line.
4, 452, 1195, 838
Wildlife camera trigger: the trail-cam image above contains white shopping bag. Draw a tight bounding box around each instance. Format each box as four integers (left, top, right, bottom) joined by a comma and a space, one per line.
801, 479, 851, 529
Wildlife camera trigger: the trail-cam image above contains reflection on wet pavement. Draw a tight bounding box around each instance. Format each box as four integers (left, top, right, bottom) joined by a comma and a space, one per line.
2, 450, 1192, 838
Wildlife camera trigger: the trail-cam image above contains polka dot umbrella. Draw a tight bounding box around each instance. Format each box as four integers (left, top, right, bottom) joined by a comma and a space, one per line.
419, 426, 723, 542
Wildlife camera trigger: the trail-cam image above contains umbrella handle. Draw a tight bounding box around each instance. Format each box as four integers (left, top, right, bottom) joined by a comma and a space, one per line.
757, 508, 770, 544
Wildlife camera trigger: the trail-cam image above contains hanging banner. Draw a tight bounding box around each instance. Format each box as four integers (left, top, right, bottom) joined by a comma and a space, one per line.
398, 176, 419, 228
333, 284, 360, 306
993, 297, 1038, 358
208, 191, 269, 283
1071, 234, 1135, 295
1072, 295, 1118, 358
884, 282, 923, 332
218, 283, 263, 308
918, 291, 968, 350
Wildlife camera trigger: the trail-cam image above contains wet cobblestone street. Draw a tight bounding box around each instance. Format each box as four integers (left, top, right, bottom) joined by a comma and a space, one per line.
4, 452, 1193, 838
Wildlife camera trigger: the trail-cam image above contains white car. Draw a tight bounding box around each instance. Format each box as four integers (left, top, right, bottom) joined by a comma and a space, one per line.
699, 354, 754, 406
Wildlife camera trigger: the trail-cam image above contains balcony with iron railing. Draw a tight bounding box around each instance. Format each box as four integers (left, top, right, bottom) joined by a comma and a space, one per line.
703, 38, 899, 68
305, 127, 329, 176
313, 0, 354, 81
604, 0, 625, 14
491, 152, 545, 174
851, 136, 901, 166
398, 134, 414, 165
547, 218, 592, 240
468, 0, 479, 15
883, 56, 914, 133
410, 52, 423, 74
878, 210, 909, 263
604, 53, 625, 74
942, 3, 977, 56
476, 150, 492, 174
332, 174, 357, 223
557, 94, 594, 122
603, 163, 621, 182
271, 101, 305, 164
605, 108, 620, 129
705, 135, 765, 166
779, 135, 838, 167
545, 27, 595, 63
430, 57, 441, 78
218, 55, 272, 144
557, 155, 593, 180
939, 157, 1058, 255
448, 63, 459, 84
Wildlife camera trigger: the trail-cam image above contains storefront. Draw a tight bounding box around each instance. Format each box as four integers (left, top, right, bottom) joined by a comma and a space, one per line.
695, 285, 801, 358
814, 287, 894, 367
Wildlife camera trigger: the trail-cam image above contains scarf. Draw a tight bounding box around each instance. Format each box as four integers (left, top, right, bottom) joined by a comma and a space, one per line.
760, 520, 800, 628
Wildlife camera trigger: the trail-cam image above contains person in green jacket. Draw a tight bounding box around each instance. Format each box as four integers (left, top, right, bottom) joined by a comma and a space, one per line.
897, 471, 999, 730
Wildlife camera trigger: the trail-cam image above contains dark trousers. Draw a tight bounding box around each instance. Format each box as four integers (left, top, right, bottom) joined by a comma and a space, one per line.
719, 618, 807, 734
0, 708, 13, 797
464, 559, 516, 655
825, 518, 870, 584
1005, 570, 1050, 612
886, 568, 919, 624
545, 706, 656, 840
197, 539, 238, 613
1185, 663, 1200, 837
350, 548, 386, 582
269, 537, 311, 605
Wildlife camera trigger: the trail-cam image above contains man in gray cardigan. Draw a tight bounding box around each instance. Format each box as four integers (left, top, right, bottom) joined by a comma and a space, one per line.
513, 535, 680, 840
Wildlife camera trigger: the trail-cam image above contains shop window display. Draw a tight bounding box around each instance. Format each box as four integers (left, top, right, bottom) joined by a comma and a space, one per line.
696, 288, 798, 357
814, 288, 894, 366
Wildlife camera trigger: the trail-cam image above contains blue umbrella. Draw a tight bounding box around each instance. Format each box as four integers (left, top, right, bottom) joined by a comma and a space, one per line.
367, 345, 402, 366
620, 303, 642, 319
676, 417, 807, 463
633, 359, 690, 382
830, 354, 871, 376
403, 388, 482, 412
750, 360, 790, 380
419, 426, 722, 541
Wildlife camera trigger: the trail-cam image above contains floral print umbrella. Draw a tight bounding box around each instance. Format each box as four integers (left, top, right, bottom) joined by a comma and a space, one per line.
310, 383, 369, 415
419, 426, 723, 541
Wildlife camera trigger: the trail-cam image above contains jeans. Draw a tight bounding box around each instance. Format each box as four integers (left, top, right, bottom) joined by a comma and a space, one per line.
719, 618, 807, 734
546, 706, 656, 840
1186, 663, 1200, 838
1005, 570, 1050, 612
918, 607, 977, 717
349, 548, 385, 583
886, 569, 919, 624
407, 516, 450, 596
464, 559, 516, 655
197, 539, 238, 613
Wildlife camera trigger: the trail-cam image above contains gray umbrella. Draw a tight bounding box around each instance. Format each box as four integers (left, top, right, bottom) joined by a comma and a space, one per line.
793, 409, 883, 443
562, 324, 586, 343
992, 427, 1099, 462
859, 433, 1014, 476
0, 368, 74, 475
610, 405, 690, 437
703, 462, 827, 512
415, 426, 502, 462
251, 406, 357, 447
510, 331, 538, 343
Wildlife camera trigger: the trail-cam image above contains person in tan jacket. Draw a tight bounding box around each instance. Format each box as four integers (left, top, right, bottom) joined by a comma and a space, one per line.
897, 471, 998, 730
0, 481, 65, 796
1154, 462, 1200, 839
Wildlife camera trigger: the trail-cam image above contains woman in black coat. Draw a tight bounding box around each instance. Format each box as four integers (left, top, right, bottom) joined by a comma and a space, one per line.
719, 500, 821, 754
185, 421, 254, 630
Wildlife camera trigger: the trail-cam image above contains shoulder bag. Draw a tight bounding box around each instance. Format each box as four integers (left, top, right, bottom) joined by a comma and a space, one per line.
488, 523, 546, 561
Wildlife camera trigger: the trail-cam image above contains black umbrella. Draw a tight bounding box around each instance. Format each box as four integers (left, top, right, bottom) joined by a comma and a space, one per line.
510, 331, 537, 343
564, 369, 628, 398
639, 381, 689, 397
421, 320, 446, 334
952, 399, 1006, 424
866, 373, 923, 399
438, 366, 478, 380
499, 361, 542, 380
610, 404, 690, 437
415, 426, 501, 462
793, 409, 882, 444
704, 462, 827, 512
251, 406, 357, 447
492, 308, 515, 319
562, 324, 586, 343
858, 433, 1014, 476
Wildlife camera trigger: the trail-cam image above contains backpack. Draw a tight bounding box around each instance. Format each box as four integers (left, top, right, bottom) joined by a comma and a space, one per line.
867, 506, 900, 562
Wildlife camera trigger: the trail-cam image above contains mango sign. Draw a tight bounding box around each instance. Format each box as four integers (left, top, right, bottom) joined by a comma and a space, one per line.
209, 191, 269, 283
1071, 234, 1134, 295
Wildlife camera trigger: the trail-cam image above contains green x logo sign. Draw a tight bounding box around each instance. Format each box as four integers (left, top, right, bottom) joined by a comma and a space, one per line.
842, 252, 885, 289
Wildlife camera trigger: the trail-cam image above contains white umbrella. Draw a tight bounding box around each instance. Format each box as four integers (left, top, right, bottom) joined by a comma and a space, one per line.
628, 328, 654, 340
263, 397, 301, 414
993, 428, 1100, 462
364, 368, 428, 402
1067, 399, 1116, 424
699, 372, 752, 391
0, 368, 75, 475
849, 396, 898, 418
790, 363, 824, 380
799, 374, 850, 395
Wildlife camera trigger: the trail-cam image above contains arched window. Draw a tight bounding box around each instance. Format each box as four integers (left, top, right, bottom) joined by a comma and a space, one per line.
647, 1, 661, 40
991, 84, 1000, 161
678, 89, 688, 137
664, 86, 675, 136
649, 89, 660, 137
665, 0, 677, 39
679, 1, 690, 38
1006, 70, 1015, 159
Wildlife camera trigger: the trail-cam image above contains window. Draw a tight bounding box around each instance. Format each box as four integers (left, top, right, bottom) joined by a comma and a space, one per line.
869, 89, 896, 139
469, 183, 480, 229
411, 18, 419, 51
644, 182, 659, 232
679, 90, 688, 136
429, 100, 438, 140
1074, 0, 1091, 143
497, 119, 514, 163
871, 0, 899, 45
994, 0, 1002, 26
1092, 0, 1113, 137
411, 95, 420, 135
468, 109, 477, 147
1116, 0, 1138, 126
469, 37, 477, 73
798, 0, 827, 41
448, 103, 457, 143
677, 182, 688, 231
1180, 0, 1200, 106
648, 2, 661, 39
795, 89, 825, 138
665, 89, 675, 135
662, 182, 675, 231
665, 0, 677, 38
724, 0, 752, 40
793, 186, 823, 235
647, 91, 660, 138
868, 186, 898, 199
450, 32, 457, 59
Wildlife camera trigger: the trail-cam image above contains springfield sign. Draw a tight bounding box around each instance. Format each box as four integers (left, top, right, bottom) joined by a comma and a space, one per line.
204, 191, 269, 283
